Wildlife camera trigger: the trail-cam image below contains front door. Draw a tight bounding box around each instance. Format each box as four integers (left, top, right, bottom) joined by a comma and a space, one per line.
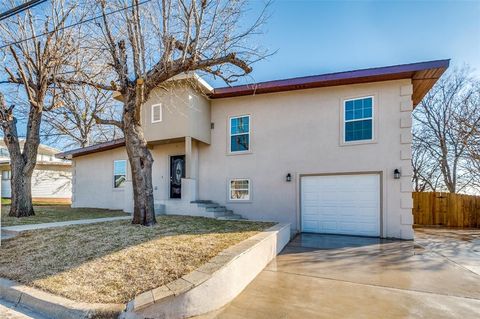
170, 155, 185, 198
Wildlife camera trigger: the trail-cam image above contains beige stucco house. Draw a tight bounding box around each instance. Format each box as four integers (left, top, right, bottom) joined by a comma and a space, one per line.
0, 141, 72, 202
57, 60, 449, 239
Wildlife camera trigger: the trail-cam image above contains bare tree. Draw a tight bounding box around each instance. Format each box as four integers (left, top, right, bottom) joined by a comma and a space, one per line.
413, 68, 480, 194
457, 82, 480, 191
65, 0, 268, 225
42, 87, 123, 148
411, 138, 442, 192
0, 0, 78, 217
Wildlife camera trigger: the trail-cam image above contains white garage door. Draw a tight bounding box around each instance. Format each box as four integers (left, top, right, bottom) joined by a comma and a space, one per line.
301, 174, 380, 236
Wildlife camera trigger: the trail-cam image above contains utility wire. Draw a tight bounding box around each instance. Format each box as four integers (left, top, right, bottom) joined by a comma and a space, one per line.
0, 0, 48, 22
0, 0, 152, 50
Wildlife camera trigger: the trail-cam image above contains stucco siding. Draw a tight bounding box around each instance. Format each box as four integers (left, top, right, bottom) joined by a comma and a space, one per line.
72, 147, 129, 210
141, 84, 211, 144
150, 142, 186, 202
198, 79, 413, 239
72, 142, 187, 211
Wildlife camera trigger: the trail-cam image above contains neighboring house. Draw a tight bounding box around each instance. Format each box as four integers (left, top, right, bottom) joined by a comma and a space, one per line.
56, 60, 449, 239
0, 140, 72, 202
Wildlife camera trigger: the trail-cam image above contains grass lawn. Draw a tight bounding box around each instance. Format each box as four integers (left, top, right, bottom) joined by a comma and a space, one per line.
0, 216, 275, 304
1, 205, 128, 227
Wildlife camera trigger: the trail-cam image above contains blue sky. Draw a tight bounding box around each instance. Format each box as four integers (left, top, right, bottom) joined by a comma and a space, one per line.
210, 0, 480, 86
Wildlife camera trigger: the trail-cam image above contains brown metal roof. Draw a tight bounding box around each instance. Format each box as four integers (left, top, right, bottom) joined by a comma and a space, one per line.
56, 138, 125, 159
210, 59, 450, 105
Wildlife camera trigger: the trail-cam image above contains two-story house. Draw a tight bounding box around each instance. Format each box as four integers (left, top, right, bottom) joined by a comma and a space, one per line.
56, 60, 449, 239
0, 140, 72, 202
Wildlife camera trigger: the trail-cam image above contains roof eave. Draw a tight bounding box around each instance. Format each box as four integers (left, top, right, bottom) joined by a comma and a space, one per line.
55, 138, 126, 159
210, 59, 450, 106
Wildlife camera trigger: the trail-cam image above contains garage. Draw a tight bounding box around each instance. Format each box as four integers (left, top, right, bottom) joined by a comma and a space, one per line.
301, 174, 380, 236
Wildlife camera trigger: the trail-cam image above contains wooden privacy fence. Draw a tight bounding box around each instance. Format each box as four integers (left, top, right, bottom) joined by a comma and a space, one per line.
413, 192, 480, 228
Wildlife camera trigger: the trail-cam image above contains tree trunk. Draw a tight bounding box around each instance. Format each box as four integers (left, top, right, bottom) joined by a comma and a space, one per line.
1, 103, 42, 218
8, 161, 35, 217
123, 99, 156, 226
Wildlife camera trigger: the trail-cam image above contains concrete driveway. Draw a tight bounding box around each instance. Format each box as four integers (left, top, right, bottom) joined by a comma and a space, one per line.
201, 228, 480, 319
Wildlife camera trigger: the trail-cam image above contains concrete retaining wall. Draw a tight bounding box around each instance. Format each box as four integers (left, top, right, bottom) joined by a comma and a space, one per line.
124, 223, 291, 319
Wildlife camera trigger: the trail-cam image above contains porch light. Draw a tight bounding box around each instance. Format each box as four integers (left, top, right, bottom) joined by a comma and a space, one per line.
286, 173, 292, 182
394, 169, 401, 179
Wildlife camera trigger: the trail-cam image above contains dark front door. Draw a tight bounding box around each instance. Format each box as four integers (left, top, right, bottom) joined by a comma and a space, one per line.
170, 155, 185, 198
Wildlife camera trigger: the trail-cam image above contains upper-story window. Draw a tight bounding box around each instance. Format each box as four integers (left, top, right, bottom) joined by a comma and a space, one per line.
230, 115, 250, 153
113, 160, 127, 188
344, 97, 373, 142
151, 104, 162, 123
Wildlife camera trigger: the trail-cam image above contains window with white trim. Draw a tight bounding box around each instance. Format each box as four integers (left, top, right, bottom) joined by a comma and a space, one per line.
151, 104, 162, 123
230, 115, 250, 152
344, 97, 374, 142
113, 160, 127, 188
229, 179, 250, 201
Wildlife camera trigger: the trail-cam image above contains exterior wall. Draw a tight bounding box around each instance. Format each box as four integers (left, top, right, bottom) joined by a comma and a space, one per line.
141, 83, 211, 144
1, 168, 10, 198
72, 142, 188, 211
71, 79, 414, 239
1, 165, 72, 199
198, 79, 413, 239
31, 165, 72, 199
72, 147, 129, 210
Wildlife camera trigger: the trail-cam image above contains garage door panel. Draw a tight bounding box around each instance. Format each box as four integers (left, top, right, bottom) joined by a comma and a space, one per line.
321, 222, 338, 232
301, 174, 380, 237
302, 220, 319, 232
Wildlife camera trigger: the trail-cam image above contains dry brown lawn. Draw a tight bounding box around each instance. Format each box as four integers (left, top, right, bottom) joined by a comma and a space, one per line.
0, 215, 274, 304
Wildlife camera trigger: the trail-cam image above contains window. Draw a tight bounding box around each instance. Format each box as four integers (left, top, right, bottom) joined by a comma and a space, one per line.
151, 104, 162, 123
229, 179, 250, 201
113, 160, 127, 188
0, 147, 9, 158
230, 115, 250, 152
344, 97, 373, 142
2, 170, 11, 180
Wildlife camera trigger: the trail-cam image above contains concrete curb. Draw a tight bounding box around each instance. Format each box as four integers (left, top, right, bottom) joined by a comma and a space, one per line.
122, 223, 291, 319
0, 278, 124, 319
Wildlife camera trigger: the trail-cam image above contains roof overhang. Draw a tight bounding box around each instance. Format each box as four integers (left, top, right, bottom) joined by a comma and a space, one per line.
56, 138, 126, 159
210, 59, 450, 106
113, 72, 213, 102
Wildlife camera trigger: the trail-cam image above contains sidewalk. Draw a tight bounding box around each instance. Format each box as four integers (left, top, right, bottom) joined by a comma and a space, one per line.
2, 216, 131, 233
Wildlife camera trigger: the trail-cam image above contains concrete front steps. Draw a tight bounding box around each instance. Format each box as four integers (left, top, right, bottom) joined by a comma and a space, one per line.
190, 200, 245, 220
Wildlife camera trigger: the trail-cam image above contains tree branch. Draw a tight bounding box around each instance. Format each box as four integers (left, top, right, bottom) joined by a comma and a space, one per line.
93, 114, 124, 130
